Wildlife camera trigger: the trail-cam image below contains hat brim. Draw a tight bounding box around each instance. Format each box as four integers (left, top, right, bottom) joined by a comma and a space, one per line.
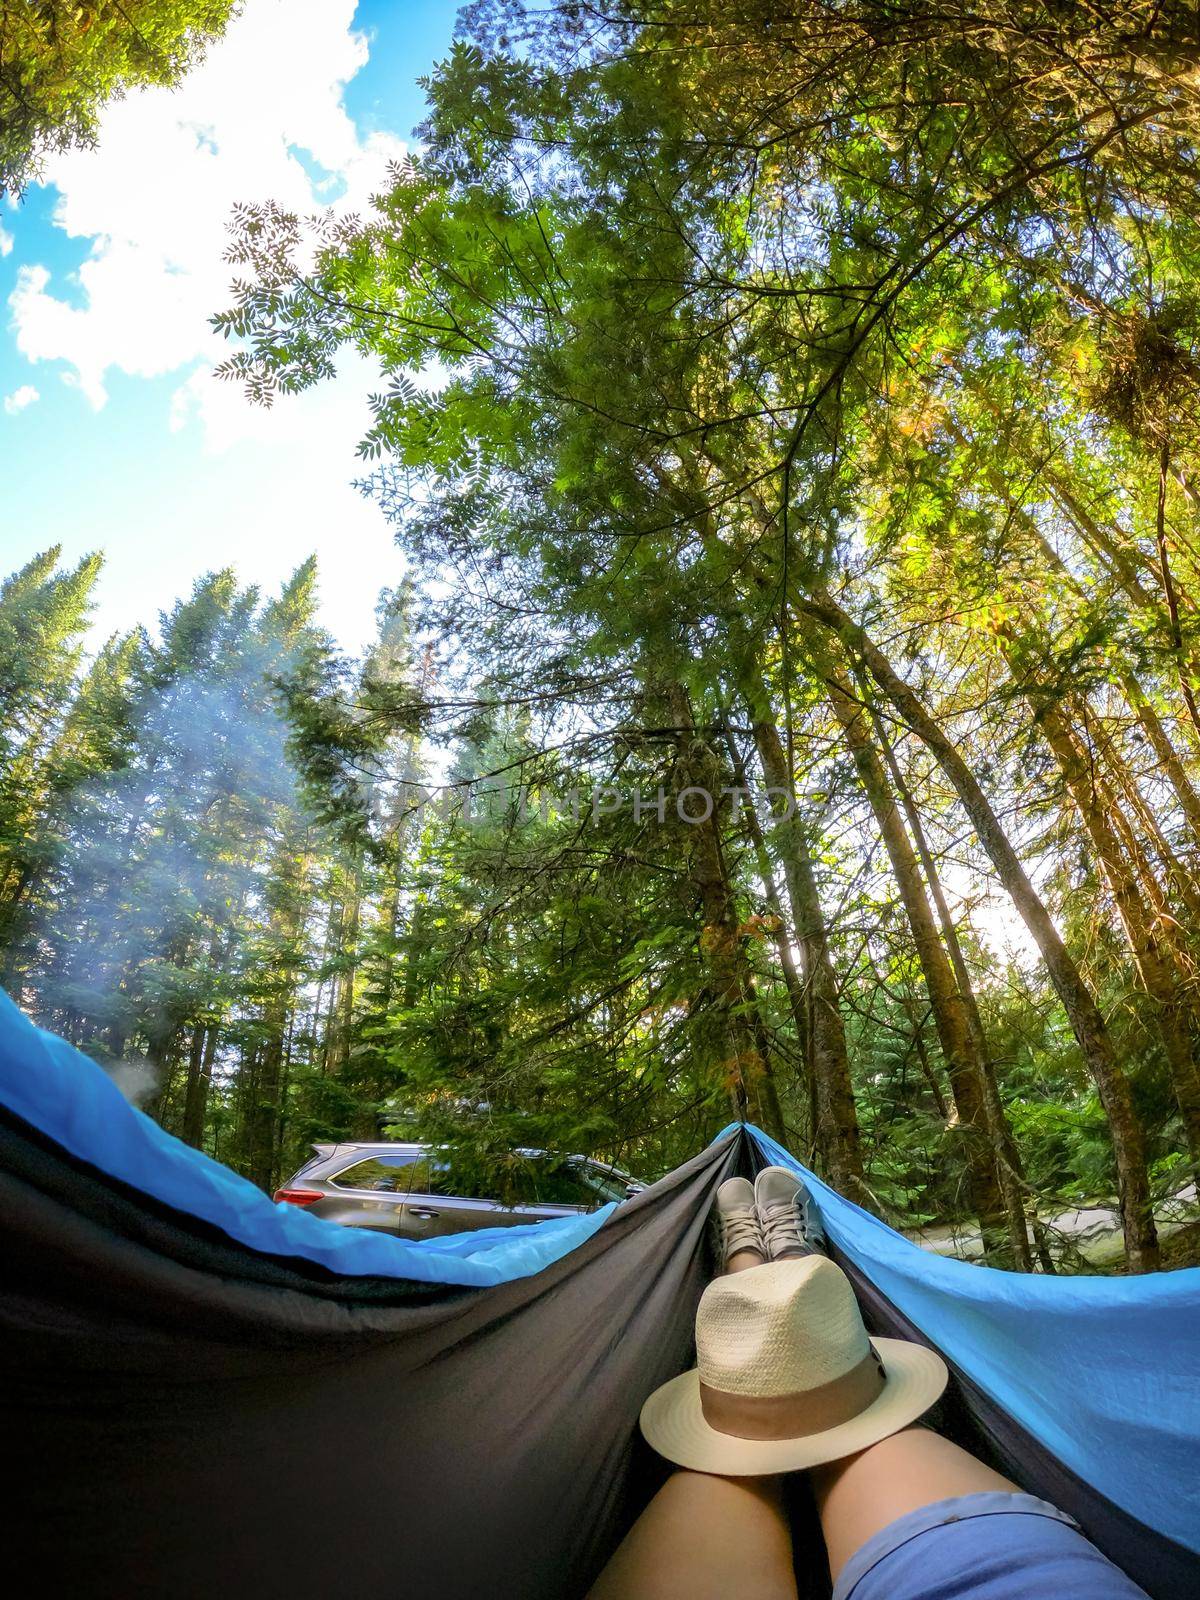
639, 1338, 948, 1476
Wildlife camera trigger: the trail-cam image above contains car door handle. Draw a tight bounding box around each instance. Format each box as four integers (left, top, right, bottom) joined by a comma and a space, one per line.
410, 1207, 440, 1219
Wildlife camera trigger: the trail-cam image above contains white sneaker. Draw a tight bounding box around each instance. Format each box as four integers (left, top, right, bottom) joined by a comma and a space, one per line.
713, 1177, 765, 1269
754, 1166, 828, 1260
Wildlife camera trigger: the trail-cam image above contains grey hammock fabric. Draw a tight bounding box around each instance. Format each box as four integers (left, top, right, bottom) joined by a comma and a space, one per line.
0, 1109, 740, 1600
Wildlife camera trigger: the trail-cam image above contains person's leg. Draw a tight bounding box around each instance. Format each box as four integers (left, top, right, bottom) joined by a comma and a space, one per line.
586, 1471, 799, 1600
715, 1177, 767, 1273
811, 1424, 1018, 1583
811, 1425, 1149, 1599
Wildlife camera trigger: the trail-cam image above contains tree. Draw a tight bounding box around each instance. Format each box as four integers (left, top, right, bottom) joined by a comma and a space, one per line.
208, 2, 1200, 1265
1, 0, 239, 194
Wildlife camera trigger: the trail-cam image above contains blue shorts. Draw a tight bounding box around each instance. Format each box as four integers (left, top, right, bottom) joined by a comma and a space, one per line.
831, 1492, 1151, 1600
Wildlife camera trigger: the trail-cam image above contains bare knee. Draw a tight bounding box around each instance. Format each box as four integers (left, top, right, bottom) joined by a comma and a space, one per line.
587, 1468, 795, 1600
813, 1427, 1020, 1581
656, 1467, 786, 1516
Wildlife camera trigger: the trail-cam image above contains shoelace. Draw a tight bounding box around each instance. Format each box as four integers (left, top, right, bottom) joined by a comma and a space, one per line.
760, 1197, 806, 1256
720, 1208, 763, 1258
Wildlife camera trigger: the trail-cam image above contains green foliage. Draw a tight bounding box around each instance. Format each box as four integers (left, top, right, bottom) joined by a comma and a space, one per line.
1, 0, 238, 194
201, 0, 1200, 1229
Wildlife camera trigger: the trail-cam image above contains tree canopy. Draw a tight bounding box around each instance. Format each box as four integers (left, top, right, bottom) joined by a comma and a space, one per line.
1, 0, 238, 194
5, 1, 1200, 1272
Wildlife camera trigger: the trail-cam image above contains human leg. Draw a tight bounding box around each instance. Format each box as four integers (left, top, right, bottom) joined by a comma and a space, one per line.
715, 1168, 828, 1273
714, 1177, 767, 1272
811, 1425, 1150, 1600
585, 1470, 798, 1600
755, 1167, 827, 1260
811, 1424, 1019, 1579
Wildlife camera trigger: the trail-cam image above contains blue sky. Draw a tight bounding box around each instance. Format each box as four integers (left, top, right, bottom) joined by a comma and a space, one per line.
0, 0, 459, 656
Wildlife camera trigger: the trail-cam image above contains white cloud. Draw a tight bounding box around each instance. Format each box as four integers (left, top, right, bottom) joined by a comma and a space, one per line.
3, 384, 39, 415
2, 0, 416, 656
0, 223, 12, 256
7, 0, 403, 417
159, 349, 404, 651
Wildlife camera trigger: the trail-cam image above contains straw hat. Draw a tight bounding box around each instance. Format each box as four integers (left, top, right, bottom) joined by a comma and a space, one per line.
640, 1256, 948, 1474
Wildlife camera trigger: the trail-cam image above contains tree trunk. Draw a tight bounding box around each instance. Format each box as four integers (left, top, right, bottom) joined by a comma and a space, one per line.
1154, 444, 1200, 747
244, 834, 312, 1189
149, 1031, 182, 1129
320, 899, 345, 1074
667, 685, 786, 1141
867, 694, 1037, 1270
339, 868, 362, 1069
737, 674, 868, 1201
1088, 707, 1200, 925
182, 1024, 218, 1149
898, 991, 951, 1121
1124, 677, 1200, 854
245, 1023, 286, 1192
1016, 671, 1200, 1158
799, 585, 1158, 1269
824, 666, 1018, 1264
721, 721, 812, 1142
0, 860, 36, 976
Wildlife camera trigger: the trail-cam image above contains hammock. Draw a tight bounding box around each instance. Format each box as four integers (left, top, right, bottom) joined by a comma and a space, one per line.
0, 989, 1196, 1600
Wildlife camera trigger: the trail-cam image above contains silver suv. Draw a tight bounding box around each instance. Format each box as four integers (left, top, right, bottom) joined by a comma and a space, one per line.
273, 1142, 643, 1240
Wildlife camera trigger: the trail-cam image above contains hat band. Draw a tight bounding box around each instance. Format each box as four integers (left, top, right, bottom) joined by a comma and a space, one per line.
698, 1346, 886, 1441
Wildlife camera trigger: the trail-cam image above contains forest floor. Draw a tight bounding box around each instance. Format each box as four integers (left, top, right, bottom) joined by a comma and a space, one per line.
909, 1185, 1199, 1272
1103, 1222, 1200, 1276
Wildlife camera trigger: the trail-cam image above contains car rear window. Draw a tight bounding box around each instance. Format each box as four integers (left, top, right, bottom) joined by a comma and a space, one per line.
331, 1153, 427, 1193
524, 1162, 604, 1207
581, 1166, 630, 1205
401, 1157, 451, 1196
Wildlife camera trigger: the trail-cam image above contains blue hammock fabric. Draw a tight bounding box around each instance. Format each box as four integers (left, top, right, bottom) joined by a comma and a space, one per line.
742, 1127, 1200, 1557
1, 986, 1198, 1599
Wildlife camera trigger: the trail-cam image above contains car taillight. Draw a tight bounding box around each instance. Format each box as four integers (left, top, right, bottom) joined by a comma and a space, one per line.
273, 1187, 324, 1207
